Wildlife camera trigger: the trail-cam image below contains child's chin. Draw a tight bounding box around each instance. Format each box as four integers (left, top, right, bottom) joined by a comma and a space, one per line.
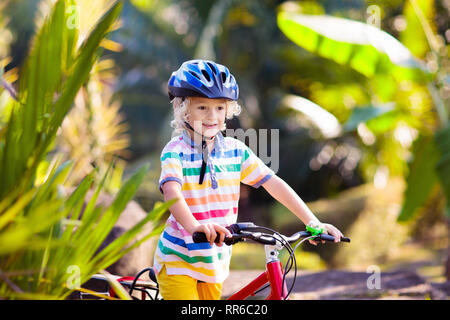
203, 128, 220, 137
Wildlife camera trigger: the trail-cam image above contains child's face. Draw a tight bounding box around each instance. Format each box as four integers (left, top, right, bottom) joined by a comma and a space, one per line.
187, 97, 227, 138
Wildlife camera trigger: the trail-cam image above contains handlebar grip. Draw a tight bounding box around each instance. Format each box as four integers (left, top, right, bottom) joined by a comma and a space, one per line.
192, 232, 220, 243
193, 232, 238, 246
193, 225, 237, 244
318, 233, 351, 243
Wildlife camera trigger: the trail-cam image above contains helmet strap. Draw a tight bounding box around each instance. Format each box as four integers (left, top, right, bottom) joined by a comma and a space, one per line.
184, 121, 215, 185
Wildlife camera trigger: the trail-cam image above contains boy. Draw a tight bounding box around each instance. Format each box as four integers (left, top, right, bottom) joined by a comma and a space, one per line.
154, 60, 344, 300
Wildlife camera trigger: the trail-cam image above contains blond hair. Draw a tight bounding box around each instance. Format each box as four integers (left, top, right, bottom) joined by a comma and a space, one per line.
170, 97, 241, 137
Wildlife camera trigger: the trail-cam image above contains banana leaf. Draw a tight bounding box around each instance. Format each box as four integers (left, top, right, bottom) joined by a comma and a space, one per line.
434, 126, 450, 217
281, 94, 342, 139
343, 104, 395, 132
277, 11, 430, 82
400, 0, 436, 59
397, 134, 440, 221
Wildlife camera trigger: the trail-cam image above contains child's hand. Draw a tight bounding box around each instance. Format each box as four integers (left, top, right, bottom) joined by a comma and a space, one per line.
309, 223, 344, 246
192, 223, 232, 247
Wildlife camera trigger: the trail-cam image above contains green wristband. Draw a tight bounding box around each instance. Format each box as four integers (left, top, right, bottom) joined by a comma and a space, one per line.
306, 222, 324, 236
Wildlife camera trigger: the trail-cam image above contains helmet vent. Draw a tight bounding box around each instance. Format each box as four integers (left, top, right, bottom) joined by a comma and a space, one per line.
201, 69, 211, 82
189, 71, 200, 80
206, 62, 217, 75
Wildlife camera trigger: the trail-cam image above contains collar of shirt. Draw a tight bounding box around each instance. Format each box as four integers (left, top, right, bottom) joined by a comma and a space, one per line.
181, 129, 225, 155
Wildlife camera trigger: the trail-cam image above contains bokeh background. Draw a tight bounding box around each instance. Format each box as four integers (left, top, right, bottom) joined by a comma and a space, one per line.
0, 0, 449, 299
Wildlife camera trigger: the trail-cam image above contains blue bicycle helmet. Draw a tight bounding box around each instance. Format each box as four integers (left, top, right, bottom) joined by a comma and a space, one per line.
168, 59, 239, 101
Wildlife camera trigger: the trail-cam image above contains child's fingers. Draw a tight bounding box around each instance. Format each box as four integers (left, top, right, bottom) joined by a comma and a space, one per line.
215, 224, 232, 237
217, 232, 225, 247
327, 227, 342, 242
323, 224, 344, 243
214, 225, 231, 246
209, 225, 217, 246
200, 225, 211, 244
196, 223, 232, 246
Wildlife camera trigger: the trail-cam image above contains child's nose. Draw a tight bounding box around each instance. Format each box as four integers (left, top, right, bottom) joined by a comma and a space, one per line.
207, 108, 217, 118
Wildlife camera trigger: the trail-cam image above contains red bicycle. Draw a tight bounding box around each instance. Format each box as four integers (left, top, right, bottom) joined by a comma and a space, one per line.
77, 222, 350, 300
193, 222, 350, 300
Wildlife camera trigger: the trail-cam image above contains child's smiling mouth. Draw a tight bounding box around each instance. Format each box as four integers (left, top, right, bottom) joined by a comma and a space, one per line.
202, 123, 218, 129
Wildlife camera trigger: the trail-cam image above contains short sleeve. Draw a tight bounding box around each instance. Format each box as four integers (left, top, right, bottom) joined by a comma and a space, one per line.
159, 148, 183, 194
239, 142, 274, 188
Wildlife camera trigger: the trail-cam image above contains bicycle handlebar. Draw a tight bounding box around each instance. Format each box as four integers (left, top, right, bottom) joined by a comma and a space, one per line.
192, 222, 350, 245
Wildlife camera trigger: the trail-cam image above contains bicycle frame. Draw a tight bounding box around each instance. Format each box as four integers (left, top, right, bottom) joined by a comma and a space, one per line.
227, 243, 288, 300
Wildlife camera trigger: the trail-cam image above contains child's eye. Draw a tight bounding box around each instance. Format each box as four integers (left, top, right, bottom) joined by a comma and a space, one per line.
198, 106, 206, 110
217, 106, 224, 111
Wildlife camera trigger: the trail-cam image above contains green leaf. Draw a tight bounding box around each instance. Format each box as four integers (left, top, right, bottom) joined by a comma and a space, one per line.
67, 161, 114, 255
38, 225, 55, 283
366, 110, 407, 134
0, 1, 135, 300
27, 158, 73, 212
434, 126, 450, 217
0, 200, 66, 255
0, 0, 80, 200
46, 1, 123, 140
400, 0, 436, 59
90, 198, 175, 269
14, 0, 68, 175
344, 104, 395, 132
0, 100, 21, 198
74, 163, 150, 265
0, 189, 35, 230
95, 224, 165, 273
59, 174, 95, 243
277, 11, 430, 82
398, 134, 440, 221
77, 164, 110, 234
63, 0, 80, 72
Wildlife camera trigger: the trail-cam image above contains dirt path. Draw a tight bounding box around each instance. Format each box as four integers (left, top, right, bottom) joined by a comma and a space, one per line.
222, 270, 450, 300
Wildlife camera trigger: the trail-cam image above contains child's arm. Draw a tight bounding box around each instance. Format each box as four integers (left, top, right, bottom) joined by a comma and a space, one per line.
161, 181, 231, 245
261, 175, 344, 243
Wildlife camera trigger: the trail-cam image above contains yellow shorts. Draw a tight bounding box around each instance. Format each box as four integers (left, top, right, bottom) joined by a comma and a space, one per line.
156, 265, 222, 300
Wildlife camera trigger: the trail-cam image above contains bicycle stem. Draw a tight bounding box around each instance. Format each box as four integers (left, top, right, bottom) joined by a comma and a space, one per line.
264, 231, 289, 262
265, 244, 281, 263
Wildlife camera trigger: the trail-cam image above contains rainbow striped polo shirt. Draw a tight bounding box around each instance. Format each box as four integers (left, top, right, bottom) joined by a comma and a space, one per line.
154, 129, 274, 283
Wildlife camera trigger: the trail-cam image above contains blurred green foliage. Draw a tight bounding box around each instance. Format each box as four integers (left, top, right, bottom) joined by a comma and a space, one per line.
0, 0, 172, 299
